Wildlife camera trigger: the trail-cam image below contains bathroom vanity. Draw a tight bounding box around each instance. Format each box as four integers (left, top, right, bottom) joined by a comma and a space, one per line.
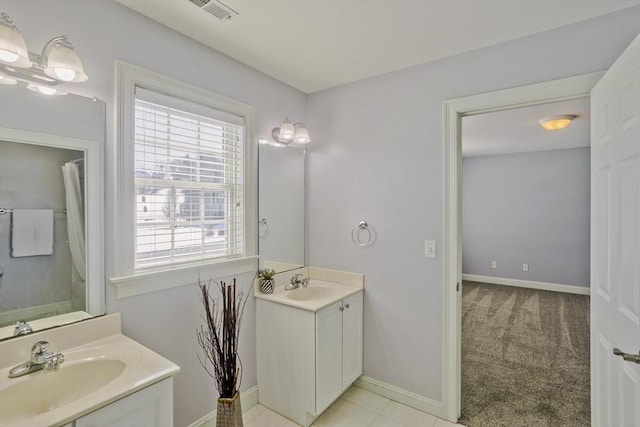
0, 313, 179, 427
256, 267, 363, 426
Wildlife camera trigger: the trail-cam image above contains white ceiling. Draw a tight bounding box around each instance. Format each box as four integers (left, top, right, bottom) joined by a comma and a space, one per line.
462, 98, 590, 157
115, 0, 639, 93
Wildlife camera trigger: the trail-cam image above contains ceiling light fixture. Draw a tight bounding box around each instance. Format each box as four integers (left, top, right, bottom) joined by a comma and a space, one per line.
0, 12, 87, 95
539, 115, 577, 131
271, 117, 311, 145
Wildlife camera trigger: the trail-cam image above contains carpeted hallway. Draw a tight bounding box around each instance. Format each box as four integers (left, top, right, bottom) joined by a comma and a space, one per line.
460, 281, 590, 427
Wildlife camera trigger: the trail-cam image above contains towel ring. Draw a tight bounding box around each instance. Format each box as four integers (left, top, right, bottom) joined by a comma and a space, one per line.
258, 218, 269, 237
351, 220, 372, 247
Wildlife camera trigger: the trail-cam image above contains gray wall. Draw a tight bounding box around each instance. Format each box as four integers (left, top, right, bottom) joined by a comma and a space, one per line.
306, 8, 639, 402
2, 1, 307, 426
0, 141, 81, 315
462, 147, 590, 287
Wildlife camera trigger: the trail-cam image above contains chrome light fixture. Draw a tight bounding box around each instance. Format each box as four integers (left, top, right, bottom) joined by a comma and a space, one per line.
0, 12, 87, 95
539, 115, 576, 131
272, 117, 312, 145
0, 13, 30, 67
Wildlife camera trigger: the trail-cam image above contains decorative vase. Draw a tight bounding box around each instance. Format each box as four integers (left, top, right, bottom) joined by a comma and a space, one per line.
216, 392, 243, 427
260, 279, 274, 294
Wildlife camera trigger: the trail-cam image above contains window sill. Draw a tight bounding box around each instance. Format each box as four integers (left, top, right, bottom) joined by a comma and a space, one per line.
109, 256, 258, 299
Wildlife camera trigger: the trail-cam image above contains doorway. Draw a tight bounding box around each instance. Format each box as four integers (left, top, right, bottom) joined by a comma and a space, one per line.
458, 99, 592, 425
440, 71, 604, 423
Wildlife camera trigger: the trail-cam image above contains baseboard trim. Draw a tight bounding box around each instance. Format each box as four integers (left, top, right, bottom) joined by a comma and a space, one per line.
188, 386, 258, 427
462, 274, 590, 295
354, 376, 442, 418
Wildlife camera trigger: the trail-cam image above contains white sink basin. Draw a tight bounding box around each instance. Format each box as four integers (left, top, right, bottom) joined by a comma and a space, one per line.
0, 359, 125, 423
286, 284, 336, 301
0, 314, 180, 427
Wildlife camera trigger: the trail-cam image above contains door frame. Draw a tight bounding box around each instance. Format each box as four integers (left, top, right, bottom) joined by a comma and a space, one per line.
441, 71, 604, 422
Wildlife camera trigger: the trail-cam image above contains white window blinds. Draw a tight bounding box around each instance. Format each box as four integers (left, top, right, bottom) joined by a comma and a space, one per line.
133, 86, 245, 270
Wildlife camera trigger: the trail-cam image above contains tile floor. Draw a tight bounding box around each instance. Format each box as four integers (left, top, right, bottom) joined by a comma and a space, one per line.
240, 386, 465, 427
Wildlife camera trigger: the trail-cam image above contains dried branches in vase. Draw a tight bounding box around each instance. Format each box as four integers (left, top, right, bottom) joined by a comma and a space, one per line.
197, 278, 248, 426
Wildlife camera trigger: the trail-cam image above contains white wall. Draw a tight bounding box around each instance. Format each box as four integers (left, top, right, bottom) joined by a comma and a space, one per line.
306, 8, 639, 403
462, 147, 591, 287
2, 1, 307, 426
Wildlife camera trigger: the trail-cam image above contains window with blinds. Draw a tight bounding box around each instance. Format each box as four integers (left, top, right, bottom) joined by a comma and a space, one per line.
133, 87, 245, 270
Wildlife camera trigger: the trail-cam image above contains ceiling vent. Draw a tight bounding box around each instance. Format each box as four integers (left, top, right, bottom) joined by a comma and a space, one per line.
187, 0, 238, 21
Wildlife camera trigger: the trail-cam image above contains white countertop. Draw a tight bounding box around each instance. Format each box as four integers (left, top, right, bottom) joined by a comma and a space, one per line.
255, 279, 363, 312
0, 313, 179, 427
254, 267, 365, 312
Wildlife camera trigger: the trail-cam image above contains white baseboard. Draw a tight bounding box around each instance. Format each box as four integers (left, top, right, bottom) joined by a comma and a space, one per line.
354, 376, 442, 418
462, 274, 590, 295
188, 386, 259, 427
0, 299, 72, 326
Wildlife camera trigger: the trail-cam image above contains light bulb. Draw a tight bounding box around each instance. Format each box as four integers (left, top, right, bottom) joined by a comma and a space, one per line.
27, 83, 57, 95
0, 75, 17, 85
37, 85, 57, 95
278, 118, 295, 141
53, 67, 76, 81
42, 37, 88, 82
294, 125, 311, 144
0, 49, 18, 63
0, 13, 32, 67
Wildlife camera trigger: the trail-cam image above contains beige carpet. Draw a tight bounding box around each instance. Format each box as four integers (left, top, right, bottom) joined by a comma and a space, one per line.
460, 281, 590, 427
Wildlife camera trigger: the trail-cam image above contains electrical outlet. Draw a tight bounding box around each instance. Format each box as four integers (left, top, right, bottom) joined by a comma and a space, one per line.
491, 261, 497, 269
425, 240, 437, 259
523, 264, 529, 272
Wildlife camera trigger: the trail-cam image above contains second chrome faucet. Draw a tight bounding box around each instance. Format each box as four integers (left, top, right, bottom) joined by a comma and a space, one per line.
8, 340, 64, 378
285, 273, 310, 290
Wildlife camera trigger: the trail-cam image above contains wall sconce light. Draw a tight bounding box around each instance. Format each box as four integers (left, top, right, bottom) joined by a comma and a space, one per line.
272, 117, 311, 145
0, 12, 88, 95
538, 115, 576, 131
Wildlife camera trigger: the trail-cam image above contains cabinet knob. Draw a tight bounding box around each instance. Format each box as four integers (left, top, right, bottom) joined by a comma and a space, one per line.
339, 306, 344, 311
345, 303, 350, 309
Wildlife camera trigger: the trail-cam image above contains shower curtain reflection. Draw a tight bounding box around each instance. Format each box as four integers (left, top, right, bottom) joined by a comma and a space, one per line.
62, 161, 85, 310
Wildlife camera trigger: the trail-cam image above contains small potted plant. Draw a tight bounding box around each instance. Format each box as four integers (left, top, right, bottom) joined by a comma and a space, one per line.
257, 268, 276, 294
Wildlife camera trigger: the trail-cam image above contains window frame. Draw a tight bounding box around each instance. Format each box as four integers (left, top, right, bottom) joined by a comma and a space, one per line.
111, 61, 257, 298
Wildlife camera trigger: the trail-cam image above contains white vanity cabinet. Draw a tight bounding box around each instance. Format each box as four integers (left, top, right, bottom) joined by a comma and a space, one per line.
73, 378, 173, 427
256, 289, 363, 426
316, 292, 363, 412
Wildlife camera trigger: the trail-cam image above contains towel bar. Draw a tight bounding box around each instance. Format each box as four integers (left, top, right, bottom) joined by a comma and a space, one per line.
0, 208, 67, 215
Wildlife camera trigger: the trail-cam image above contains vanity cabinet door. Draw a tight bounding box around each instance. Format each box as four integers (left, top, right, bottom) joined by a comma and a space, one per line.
315, 300, 344, 413
342, 291, 363, 387
74, 378, 173, 427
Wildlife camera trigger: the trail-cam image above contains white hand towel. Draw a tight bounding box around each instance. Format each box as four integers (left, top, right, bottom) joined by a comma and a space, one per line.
11, 209, 54, 257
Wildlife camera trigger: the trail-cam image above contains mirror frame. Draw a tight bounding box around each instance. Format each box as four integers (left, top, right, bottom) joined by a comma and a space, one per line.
0, 126, 105, 320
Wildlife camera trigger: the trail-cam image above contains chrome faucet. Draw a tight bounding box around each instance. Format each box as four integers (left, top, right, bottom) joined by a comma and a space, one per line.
8, 341, 64, 378
13, 320, 33, 336
285, 273, 310, 290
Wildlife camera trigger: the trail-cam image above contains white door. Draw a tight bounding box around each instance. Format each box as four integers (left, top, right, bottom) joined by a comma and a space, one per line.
591, 34, 640, 427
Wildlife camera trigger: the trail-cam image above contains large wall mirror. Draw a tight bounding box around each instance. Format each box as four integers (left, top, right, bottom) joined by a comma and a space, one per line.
258, 143, 305, 273
0, 84, 105, 340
